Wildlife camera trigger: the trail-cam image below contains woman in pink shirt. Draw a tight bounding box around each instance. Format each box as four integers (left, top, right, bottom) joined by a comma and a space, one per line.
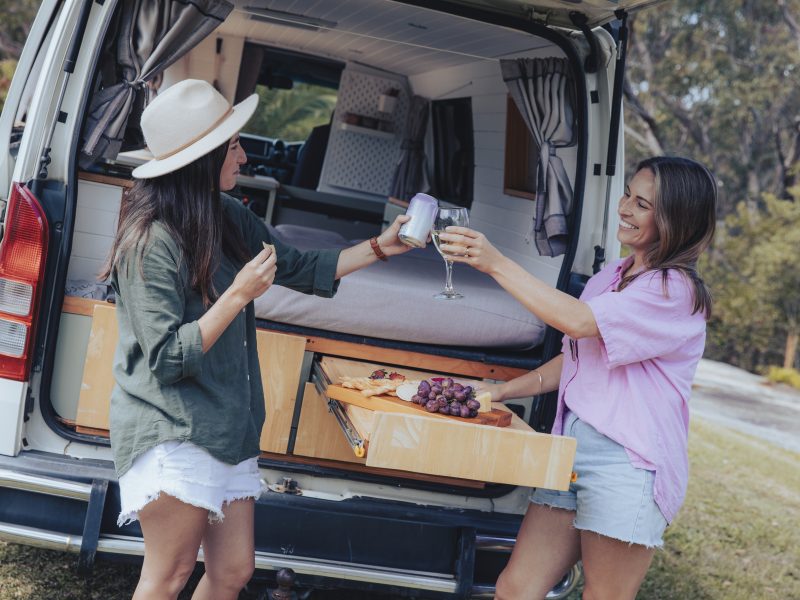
438, 156, 716, 600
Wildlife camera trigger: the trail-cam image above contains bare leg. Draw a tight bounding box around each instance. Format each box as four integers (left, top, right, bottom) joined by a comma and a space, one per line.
132, 494, 209, 600
495, 503, 581, 600
192, 499, 256, 600
580, 530, 655, 600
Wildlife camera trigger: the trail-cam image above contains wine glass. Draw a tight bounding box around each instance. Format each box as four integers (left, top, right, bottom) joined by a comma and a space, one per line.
432, 207, 469, 299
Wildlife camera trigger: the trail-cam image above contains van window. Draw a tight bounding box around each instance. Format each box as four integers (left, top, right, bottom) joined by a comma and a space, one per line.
431, 97, 474, 209
503, 95, 538, 200
234, 43, 342, 185
245, 82, 337, 143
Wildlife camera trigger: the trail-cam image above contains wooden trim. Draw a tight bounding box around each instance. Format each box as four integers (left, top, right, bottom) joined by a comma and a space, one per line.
503, 188, 536, 201
75, 425, 112, 437
62, 296, 110, 316
78, 171, 134, 189
387, 196, 410, 209
260, 451, 485, 489
503, 95, 537, 200
296, 334, 529, 381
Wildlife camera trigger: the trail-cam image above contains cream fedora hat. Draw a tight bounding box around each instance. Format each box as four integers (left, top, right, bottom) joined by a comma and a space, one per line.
132, 79, 259, 179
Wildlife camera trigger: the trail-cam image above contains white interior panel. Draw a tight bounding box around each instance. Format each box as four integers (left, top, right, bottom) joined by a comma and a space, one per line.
67, 180, 122, 283
410, 45, 574, 285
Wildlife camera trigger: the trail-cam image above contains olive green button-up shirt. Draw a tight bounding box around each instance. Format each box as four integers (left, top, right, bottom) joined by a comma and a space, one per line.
110, 195, 340, 476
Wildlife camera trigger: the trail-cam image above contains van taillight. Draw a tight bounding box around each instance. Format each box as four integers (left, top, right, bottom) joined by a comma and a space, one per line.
0, 182, 48, 381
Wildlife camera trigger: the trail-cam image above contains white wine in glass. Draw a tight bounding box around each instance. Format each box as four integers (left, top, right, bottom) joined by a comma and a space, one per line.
432, 207, 469, 299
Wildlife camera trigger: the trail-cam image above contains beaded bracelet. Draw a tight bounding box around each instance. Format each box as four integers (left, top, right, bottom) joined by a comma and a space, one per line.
369, 237, 388, 261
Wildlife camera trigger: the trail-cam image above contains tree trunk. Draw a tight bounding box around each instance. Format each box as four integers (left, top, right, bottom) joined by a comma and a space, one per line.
784, 330, 798, 369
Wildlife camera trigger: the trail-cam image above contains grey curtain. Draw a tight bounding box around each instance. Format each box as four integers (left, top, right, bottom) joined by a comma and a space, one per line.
389, 95, 430, 201
501, 57, 576, 257
79, 0, 233, 168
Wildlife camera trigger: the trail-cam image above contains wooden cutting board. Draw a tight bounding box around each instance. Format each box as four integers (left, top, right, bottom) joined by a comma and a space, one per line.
326, 384, 513, 427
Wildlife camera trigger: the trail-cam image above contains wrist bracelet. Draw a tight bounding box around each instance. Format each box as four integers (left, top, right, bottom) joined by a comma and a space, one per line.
534, 370, 543, 395
370, 237, 388, 261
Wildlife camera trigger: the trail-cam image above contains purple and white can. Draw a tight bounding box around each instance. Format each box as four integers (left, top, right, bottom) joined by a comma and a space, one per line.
398, 193, 438, 248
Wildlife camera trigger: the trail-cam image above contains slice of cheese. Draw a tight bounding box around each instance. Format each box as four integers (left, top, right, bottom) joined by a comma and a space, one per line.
475, 390, 492, 413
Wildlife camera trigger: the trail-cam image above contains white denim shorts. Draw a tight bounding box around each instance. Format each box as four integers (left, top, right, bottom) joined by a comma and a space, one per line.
530, 410, 668, 548
117, 440, 265, 527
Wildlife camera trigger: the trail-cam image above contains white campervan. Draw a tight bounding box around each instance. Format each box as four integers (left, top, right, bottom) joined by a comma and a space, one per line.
0, 1, 665, 597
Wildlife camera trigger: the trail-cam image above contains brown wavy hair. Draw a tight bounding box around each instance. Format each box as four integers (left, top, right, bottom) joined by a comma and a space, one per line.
618, 156, 717, 318
101, 140, 250, 306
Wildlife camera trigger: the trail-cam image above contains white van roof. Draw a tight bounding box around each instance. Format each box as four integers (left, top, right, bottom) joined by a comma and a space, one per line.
456, 0, 669, 28
223, 0, 663, 77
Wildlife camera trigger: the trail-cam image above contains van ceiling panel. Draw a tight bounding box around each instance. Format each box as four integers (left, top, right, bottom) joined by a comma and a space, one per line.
222, 0, 558, 77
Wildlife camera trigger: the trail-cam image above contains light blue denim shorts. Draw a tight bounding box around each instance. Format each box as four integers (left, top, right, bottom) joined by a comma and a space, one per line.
531, 411, 668, 548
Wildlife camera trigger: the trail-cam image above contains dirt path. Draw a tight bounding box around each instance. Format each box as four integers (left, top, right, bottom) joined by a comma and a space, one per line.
690, 359, 800, 453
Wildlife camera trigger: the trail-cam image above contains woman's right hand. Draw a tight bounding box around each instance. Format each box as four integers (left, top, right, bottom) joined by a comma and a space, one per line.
231, 247, 277, 304
438, 227, 507, 275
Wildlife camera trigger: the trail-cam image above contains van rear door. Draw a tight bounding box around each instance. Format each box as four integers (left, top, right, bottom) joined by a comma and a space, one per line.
0, 0, 117, 456
0, 0, 63, 197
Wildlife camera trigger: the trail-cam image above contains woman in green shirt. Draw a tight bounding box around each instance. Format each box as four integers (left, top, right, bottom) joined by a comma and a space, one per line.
102, 79, 413, 600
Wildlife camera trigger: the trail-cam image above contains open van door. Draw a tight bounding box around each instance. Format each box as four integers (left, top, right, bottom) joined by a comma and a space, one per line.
0, 0, 62, 197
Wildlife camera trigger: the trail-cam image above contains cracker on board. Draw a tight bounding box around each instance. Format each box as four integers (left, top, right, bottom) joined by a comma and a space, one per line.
339, 375, 409, 397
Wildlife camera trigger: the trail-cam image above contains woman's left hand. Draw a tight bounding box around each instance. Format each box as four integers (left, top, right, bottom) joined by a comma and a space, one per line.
439, 227, 504, 274
376, 215, 413, 257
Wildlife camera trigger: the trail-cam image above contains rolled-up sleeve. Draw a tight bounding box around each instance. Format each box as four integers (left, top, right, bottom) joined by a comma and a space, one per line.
115, 239, 204, 384
586, 271, 700, 369
233, 197, 341, 297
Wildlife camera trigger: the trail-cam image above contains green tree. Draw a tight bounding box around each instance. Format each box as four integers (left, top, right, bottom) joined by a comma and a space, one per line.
0, 59, 16, 114
0, 0, 40, 60
245, 83, 336, 142
701, 195, 800, 371
624, 0, 800, 214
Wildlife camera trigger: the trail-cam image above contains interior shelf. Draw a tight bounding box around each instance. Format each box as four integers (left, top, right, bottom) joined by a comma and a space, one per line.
338, 121, 395, 140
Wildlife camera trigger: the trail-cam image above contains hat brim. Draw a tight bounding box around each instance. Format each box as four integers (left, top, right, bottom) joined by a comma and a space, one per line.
131, 93, 259, 179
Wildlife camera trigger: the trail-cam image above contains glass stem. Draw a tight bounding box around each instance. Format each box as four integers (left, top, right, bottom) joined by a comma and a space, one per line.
444, 259, 455, 293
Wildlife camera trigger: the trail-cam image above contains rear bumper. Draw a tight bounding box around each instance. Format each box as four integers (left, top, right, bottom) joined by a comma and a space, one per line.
0, 450, 544, 598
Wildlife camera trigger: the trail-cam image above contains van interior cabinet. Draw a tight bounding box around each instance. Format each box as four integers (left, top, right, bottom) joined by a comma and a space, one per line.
65, 299, 575, 490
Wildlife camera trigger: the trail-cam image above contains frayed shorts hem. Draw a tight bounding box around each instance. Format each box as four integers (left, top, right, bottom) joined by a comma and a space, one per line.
117, 440, 265, 527
528, 498, 664, 549
116, 488, 262, 528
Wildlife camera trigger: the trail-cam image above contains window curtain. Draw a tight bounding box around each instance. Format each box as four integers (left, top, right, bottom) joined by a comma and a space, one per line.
79, 0, 233, 169
500, 57, 577, 257
389, 95, 430, 202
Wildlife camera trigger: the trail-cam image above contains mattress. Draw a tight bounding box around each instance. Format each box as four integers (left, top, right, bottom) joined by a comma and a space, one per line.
255, 225, 546, 350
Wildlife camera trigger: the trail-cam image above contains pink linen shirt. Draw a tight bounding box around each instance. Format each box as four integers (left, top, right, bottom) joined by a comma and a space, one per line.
551, 256, 706, 523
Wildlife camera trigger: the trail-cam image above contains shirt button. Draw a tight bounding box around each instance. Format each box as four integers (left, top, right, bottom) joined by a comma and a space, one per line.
244, 340, 247, 347
247, 374, 251, 381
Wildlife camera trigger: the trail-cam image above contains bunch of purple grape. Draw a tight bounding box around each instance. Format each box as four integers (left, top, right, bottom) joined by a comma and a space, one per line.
411, 378, 481, 418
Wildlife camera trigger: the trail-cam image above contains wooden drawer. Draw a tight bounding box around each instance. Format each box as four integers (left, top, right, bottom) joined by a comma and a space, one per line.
68, 298, 306, 454
315, 356, 576, 491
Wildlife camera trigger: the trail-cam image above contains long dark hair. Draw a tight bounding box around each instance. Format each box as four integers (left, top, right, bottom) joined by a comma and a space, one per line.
618, 156, 717, 318
101, 140, 250, 306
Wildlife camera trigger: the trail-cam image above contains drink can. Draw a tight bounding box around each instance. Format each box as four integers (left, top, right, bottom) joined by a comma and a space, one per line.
398, 193, 438, 248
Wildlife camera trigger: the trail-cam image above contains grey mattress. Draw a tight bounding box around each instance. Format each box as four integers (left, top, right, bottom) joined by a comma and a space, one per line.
255, 225, 546, 350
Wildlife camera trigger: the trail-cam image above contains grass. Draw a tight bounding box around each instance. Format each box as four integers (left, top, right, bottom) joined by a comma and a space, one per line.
566, 418, 800, 599
766, 366, 800, 390
2, 417, 798, 599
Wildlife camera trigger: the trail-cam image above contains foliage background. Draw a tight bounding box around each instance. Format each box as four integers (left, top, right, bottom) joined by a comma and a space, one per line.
1, 0, 799, 374
623, 0, 800, 373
